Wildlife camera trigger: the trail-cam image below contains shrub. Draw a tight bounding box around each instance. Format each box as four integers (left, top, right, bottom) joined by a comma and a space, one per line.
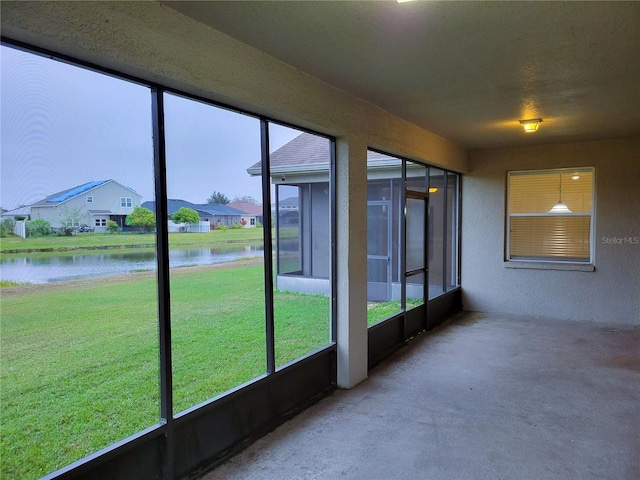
106, 220, 120, 233
171, 207, 200, 225
26, 218, 52, 237
230, 223, 243, 230
125, 206, 155, 233
217, 224, 229, 231
0, 218, 15, 238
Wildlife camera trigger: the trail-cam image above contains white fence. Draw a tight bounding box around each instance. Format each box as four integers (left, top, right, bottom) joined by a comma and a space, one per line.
14, 220, 26, 238
167, 221, 210, 233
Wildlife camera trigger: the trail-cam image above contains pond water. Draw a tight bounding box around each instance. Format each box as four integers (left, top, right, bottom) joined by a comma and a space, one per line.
0, 246, 264, 284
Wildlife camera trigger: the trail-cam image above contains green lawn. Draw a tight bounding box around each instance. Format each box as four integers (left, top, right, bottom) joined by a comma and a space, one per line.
366, 299, 422, 325
367, 301, 403, 325
0, 262, 330, 479
0, 230, 267, 254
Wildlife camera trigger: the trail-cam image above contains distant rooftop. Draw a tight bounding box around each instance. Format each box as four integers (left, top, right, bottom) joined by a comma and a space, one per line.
228, 200, 262, 216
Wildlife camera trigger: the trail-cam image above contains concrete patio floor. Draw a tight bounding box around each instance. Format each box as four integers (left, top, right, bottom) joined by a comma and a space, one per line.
199, 311, 640, 480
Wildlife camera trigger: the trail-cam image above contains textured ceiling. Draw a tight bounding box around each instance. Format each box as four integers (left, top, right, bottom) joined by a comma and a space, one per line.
163, 1, 640, 149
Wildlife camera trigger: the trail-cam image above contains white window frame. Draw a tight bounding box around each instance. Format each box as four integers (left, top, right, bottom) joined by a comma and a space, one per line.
86, 196, 93, 203
120, 197, 132, 208
506, 167, 596, 271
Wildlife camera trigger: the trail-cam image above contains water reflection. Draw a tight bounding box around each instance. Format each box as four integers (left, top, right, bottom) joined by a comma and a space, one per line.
0, 246, 264, 284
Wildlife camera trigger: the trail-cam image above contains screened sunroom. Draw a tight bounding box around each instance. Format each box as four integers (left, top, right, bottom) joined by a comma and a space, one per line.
248, 133, 461, 328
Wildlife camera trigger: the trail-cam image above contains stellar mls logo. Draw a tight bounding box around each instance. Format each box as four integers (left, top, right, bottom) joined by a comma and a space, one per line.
601, 236, 639, 245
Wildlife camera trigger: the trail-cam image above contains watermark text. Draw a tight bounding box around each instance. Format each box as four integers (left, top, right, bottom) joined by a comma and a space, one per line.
601, 236, 639, 245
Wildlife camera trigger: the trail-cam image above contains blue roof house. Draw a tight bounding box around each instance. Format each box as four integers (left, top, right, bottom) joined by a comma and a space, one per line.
29, 180, 142, 232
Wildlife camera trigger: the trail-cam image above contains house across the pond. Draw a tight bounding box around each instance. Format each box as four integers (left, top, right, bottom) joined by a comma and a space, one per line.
141, 199, 256, 229
228, 200, 263, 226
29, 180, 141, 233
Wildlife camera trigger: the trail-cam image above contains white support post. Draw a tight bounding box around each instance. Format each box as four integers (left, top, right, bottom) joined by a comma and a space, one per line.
335, 136, 368, 388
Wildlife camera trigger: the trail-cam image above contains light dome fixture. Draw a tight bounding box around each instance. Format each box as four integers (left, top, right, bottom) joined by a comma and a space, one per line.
548, 174, 571, 213
549, 200, 572, 214
520, 118, 542, 133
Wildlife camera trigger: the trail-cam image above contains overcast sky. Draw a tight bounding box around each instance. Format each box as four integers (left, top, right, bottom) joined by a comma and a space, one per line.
0, 45, 299, 210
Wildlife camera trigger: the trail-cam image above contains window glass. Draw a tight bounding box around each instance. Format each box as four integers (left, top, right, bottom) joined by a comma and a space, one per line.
508, 169, 593, 262
428, 168, 445, 299
276, 184, 302, 275
405, 158, 427, 310
366, 151, 403, 325
406, 163, 428, 312
405, 194, 426, 309
0, 46, 158, 477
267, 124, 332, 368
406, 196, 426, 273
163, 93, 266, 414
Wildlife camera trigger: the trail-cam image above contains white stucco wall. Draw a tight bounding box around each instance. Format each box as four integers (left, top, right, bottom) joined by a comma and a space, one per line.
462, 136, 640, 324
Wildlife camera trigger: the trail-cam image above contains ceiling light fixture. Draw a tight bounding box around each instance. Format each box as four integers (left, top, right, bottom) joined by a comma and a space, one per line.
571, 174, 580, 181
548, 174, 571, 213
520, 118, 542, 133
428, 187, 438, 194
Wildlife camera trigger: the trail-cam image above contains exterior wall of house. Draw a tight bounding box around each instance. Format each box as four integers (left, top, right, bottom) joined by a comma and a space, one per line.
462, 136, 640, 324
239, 216, 257, 228
310, 183, 331, 277
85, 181, 142, 216
31, 194, 92, 228
29, 205, 61, 227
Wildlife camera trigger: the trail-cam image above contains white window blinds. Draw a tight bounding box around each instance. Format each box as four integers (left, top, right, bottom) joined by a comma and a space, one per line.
507, 168, 594, 262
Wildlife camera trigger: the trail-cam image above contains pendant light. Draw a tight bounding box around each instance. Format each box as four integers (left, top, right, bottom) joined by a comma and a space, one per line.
548, 174, 571, 213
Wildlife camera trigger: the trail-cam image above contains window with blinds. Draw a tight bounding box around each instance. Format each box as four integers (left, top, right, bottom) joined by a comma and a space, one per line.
507, 168, 594, 262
